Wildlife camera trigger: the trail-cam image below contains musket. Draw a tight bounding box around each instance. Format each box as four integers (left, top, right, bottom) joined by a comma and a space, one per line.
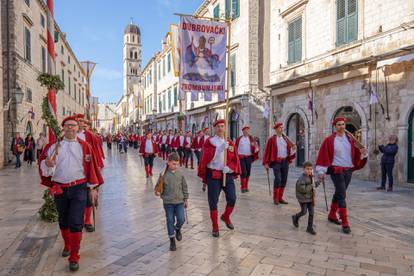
281, 133, 297, 149
266, 168, 271, 196
322, 178, 328, 211
345, 130, 366, 149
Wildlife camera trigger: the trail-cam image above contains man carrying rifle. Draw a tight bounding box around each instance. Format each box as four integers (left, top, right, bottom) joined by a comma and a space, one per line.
38, 115, 103, 271
316, 117, 368, 234
263, 122, 296, 205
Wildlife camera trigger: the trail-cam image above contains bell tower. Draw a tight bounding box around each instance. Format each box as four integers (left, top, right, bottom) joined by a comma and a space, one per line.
123, 19, 141, 96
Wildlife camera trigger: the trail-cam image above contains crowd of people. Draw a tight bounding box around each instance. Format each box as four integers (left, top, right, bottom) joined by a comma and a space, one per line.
29, 112, 400, 272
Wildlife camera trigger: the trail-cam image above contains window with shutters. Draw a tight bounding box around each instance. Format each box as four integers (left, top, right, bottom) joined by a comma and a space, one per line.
230, 54, 236, 96
214, 5, 220, 19
167, 54, 171, 72
40, 14, 45, 28
287, 17, 302, 65
41, 47, 46, 73
168, 89, 171, 108
24, 27, 31, 62
26, 89, 32, 103
336, 0, 358, 47
225, 0, 240, 19
173, 86, 178, 106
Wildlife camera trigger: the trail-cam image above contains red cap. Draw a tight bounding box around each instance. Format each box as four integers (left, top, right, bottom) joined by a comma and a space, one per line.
203, 127, 209, 132
213, 119, 225, 127
61, 115, 79, 127
273, 122, 283, 129
332, 117, 347, 126
242, 125, 250, 131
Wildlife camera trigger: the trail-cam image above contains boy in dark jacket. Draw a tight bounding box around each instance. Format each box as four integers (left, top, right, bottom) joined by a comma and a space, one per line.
377, 135, 398, 192
154, 152, 189, 251
292, 161, 319, 235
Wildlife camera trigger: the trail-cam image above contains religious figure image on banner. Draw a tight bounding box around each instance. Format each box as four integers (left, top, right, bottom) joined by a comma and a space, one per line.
170, 24, 181, 77
179, 16, 227, 98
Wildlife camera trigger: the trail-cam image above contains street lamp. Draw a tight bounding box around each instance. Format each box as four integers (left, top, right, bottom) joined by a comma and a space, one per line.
13, 86, 24, 104
80, 60, 97, 120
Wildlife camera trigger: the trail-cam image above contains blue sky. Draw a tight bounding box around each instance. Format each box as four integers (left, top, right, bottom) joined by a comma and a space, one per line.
54, 0, 203, 103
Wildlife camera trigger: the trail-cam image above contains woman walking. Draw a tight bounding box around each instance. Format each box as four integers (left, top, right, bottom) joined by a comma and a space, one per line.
24, 134, 36, 166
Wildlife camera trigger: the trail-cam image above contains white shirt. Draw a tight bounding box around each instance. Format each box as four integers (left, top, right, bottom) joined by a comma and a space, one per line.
162, 135, 167, 144
197, 136, 201, 144
238, 136, 252, 155
77, 131, 86, 141
332, 135, 353, 167
276, 136, 288, 158
145, 139, 153, 153
207, 136, 225, 170
185, 137, 192, 147
40, 138, 85, 184
179, 136, 185, 146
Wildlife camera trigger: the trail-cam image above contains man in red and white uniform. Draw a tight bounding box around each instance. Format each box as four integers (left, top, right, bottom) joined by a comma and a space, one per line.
140, 131, 159, 178
166, 129, 174, 155
38, 115, 103, 271
198, 119, 241, 237
192, 131, 202, 165
156, 131, 162, 157
316, 117, 368, 234
160, 130, 168, 160
183, 131, 194, 169
263, 122, 296, 205
235, 126, 259, 193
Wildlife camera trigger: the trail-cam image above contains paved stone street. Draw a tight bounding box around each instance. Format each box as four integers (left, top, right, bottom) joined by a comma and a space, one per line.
1, 147, 414, 276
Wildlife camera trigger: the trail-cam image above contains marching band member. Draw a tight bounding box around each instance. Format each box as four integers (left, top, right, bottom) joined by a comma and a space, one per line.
183, 131, 194, 169
192, 131, 202, 165
140, 131, 159, 178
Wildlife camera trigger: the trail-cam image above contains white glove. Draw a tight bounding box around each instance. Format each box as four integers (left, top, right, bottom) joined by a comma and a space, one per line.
223, 166, 232, 174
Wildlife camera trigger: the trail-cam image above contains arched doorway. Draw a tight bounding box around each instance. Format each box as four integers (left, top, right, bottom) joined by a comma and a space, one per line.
408, 109, 414, 183
333, 106, 362, 139
26, 121, 33, 136
229, 110, 239, 141
287, 113, 305, 166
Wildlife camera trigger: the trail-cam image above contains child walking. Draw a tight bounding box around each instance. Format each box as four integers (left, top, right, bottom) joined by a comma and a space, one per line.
292, 161, 319, 235
155, 152, 189, 251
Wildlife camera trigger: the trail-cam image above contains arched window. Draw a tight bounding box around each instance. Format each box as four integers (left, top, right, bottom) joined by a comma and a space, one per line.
134, 52, 137, 60
130, 51, 133, 59
132, 35, 135, 42
287, 113, 306, 167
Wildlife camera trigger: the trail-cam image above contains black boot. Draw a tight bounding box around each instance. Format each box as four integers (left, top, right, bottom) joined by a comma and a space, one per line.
306, 227, 317, 235
376, 186, 385, 190
342, 226, 351, 234
292, 215, 299, 228
212, 231, 220, 238
69, 262, 79, 271
169, 237, 177, 251
175, 228, 182, 241
84, 224, 95, 232
61, 249, 70, 257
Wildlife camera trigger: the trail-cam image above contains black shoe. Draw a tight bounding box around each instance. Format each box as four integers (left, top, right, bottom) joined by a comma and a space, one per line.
61, 249, 70, 257
279, 199, 289, 204
84, 224, 95, 232
241, 190, 246, 193
377, 186, 385, 190
273, 199, 279, 205
220, 216, 234, 230
328, 217, 342, 225
202, 184, 206, 192
306, 227, 317, 235
175, 228, 182, 241
292, 215, 299, 228
69, 262, 79, 271
387, 187, 393, 192
169, 237, 176, 251
342, 226, 351, 234
212, 231, 220, 238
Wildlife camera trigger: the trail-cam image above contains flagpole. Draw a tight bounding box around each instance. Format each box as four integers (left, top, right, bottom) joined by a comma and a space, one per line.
223, 12, 232, 188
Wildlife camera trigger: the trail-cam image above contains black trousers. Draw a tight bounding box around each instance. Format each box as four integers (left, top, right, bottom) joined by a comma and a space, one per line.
271, 159, 289, 188
54, 183, 88, 232
381, 162, 394, 188
207, 170, 236, 211
144, 154, 155, 167
295, 202, 314, 228
177, 147, 184, 160
184, 148, 193, 163
330, 170, 353, 208
107, 142, 112, 149
239, 156, 253, 178
194, 150, 201, 165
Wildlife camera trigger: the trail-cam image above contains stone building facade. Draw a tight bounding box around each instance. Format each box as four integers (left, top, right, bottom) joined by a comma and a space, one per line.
0, 2, 3, 167
1, 0, 87, 167
268, 0, 414, 184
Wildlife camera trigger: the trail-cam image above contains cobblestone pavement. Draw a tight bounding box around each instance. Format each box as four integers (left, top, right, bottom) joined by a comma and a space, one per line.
1, 147, 414, 276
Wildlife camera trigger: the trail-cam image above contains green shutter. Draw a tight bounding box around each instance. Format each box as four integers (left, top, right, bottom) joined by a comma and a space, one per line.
214, 5, 220, 19
294, 18, 302, 62
336, 0, 346, 46
288, 22, 295, 64
225, 0, 231, 19
347, 0, 358, 42
232, 0, 240, 18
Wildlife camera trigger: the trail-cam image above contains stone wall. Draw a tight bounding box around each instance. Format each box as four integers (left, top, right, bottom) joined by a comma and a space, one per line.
0, 1, 3, 167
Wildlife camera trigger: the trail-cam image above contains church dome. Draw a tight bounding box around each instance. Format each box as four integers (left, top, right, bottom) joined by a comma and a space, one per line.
124, 23, 141, 36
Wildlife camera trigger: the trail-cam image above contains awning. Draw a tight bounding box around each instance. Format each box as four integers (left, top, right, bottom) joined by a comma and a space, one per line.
377, 53, 414, 68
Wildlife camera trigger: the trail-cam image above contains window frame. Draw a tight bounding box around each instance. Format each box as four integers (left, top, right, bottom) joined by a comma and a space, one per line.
287, 16, 303, 65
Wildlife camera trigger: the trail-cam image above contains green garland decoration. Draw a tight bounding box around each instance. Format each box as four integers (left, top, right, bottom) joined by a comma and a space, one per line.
41, 96, 62, 138
38, 189, 58, 223
37, 73, 65, 91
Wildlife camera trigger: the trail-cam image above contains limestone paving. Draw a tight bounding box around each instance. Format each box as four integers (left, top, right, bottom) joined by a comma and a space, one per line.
0, 148, 414, 276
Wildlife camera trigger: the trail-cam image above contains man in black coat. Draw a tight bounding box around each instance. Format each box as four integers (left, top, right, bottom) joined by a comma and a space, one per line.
377, 135, 398, 192
10, 133, 25, 168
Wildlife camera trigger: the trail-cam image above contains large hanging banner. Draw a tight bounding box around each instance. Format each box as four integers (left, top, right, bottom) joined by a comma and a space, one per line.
179, 16, 227, 102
